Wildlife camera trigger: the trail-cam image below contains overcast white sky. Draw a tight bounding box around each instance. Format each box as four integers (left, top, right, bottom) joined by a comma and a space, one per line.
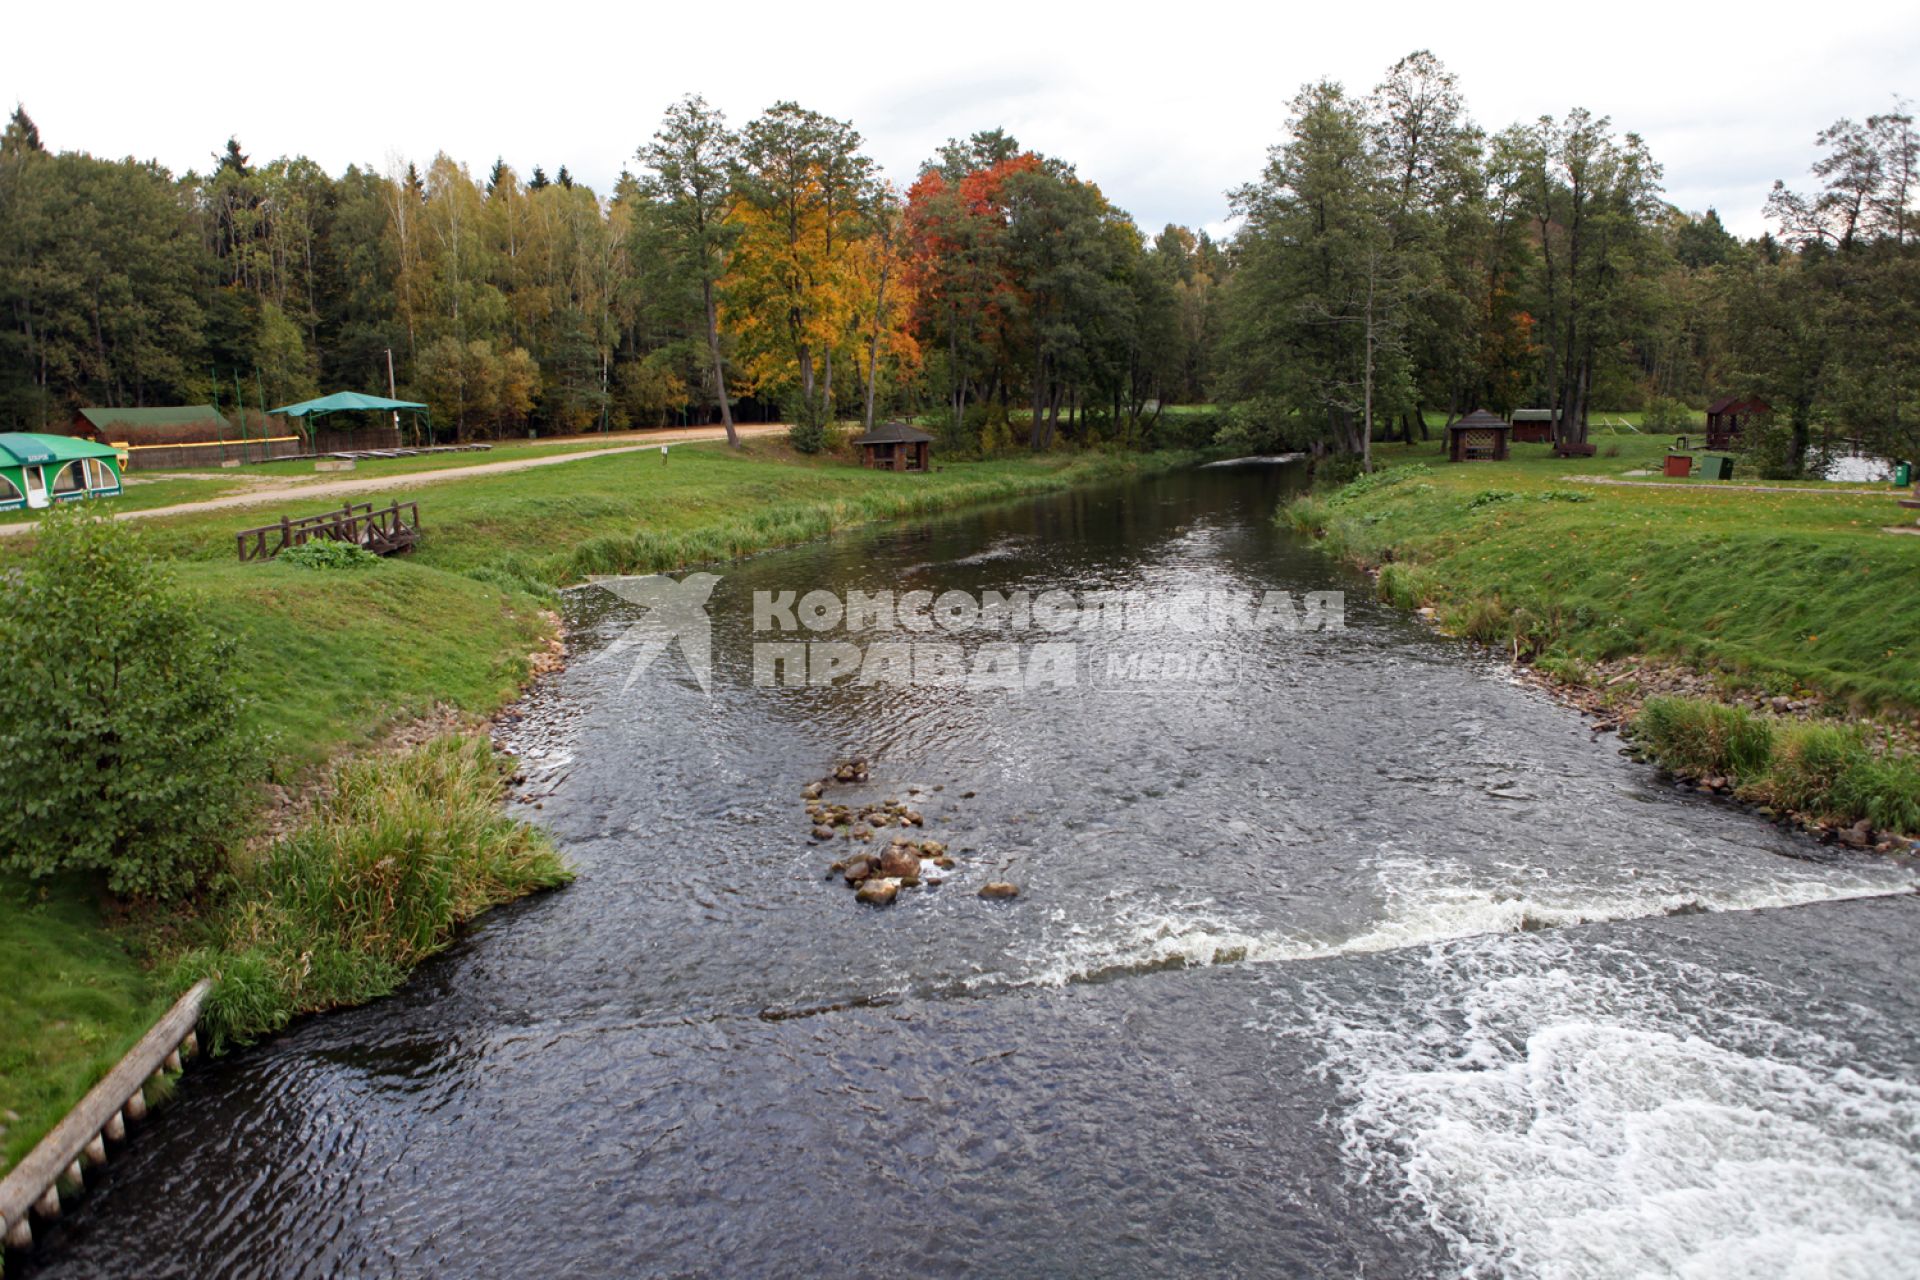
7, 1, 1916, 240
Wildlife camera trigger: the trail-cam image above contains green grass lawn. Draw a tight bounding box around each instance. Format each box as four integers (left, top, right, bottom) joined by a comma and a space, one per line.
1297, 433, 1920, 710
0, 874, 170, 1176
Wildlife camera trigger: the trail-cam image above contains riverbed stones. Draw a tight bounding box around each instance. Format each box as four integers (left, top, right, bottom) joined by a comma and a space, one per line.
811, 824, 836, 841
979, 882, 1020, 899
843, 856, 875, 885
801, 782, 823, 801
878, 845, 922, 879
856, 878, 899, 906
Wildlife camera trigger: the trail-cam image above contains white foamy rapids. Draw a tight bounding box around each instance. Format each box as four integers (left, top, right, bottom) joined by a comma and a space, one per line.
1289, 937, 1920, 1279
1009, 858, 1916, 990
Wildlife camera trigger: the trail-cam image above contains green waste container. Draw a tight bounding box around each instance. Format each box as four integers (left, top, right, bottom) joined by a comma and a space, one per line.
1698, 455, 1733, 481
1896, 461, 1912, 487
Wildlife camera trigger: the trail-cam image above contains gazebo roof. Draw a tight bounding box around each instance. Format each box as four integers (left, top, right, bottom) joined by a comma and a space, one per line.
853, 421, 935, 445
271, 391, 428, 418
1449, 409, 1509, 432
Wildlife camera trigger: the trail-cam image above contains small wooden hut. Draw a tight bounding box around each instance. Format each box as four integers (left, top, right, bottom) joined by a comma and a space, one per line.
1705, 396, 1770, 450
853, 422, 933, 472
1446, 410, 1511, 462
1509, 409, 1559, 444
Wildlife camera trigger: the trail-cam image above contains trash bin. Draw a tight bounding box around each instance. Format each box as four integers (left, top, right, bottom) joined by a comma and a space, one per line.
1896, 461, 1912, 487
1698, 455, 1732, 481
1664, 453, 1693, 478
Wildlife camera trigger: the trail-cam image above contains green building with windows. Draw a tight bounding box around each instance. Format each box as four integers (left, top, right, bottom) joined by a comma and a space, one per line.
0, 433, 124, 512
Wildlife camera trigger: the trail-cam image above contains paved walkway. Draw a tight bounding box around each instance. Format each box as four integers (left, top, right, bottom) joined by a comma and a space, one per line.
0, 423, 785, 536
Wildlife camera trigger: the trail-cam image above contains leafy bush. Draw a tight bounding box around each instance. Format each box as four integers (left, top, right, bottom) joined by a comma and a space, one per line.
186, 735, 572, 1049
786, 393, 829, 455
279, 540, 382, 570
0, 509, 254, 896
1467, 489, 1520, 509
1537, 489, 1594, 503
1151, 409, 1227, 451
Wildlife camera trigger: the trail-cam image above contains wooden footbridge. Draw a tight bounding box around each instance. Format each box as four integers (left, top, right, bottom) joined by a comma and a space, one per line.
236, 499, 421, 561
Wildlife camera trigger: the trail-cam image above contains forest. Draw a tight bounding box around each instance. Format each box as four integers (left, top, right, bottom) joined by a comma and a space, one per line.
0, 52, 1912, 473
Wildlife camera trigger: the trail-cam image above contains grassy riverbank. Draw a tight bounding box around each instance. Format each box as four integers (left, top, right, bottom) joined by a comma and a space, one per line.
0, 439, 1194, 1180
1285, 430, 1920, 833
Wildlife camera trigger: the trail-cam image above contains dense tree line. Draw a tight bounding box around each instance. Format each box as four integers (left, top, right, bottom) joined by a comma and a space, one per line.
3, 64, 1910, 472
1219, 52, 1919, 475
0, 101, 1222, 451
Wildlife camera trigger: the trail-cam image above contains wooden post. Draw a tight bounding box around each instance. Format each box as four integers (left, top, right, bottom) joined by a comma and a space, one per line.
32, 1185, 58, 1219
5, 1212, 31, 1248
104, 1111, 125, 1142
82, 1135, 106, 1167
123, 1087, 147, 1123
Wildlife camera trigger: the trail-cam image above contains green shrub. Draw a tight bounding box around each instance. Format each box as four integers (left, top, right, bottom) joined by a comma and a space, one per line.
1538, 489, 1594, 503
1467, 489, 1520, 510
786, 394, 829, 455
0, 509, 255, 897
1832, 750, 1920, 834
188, 735, 572, 1050
278, 540, 383, 570
1633, 696, 1775, 781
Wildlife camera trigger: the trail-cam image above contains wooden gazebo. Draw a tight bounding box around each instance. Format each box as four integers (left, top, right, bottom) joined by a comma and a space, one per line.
853, 422, 933, 472
1446, 410, 1511, 462
1705, 396, 1770, 449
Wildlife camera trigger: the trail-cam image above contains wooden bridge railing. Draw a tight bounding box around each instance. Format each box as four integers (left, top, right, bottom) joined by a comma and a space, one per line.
236, 500, 421, 562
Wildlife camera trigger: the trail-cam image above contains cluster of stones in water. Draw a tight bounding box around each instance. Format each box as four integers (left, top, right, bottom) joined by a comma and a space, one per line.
805, 760, 1017, 906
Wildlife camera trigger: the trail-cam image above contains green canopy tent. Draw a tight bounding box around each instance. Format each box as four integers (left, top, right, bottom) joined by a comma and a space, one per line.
270, 392, 434, 450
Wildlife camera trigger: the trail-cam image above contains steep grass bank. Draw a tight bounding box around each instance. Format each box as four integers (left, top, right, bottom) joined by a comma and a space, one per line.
1288, 434, 1920, 710
1284, 433, 1920, 836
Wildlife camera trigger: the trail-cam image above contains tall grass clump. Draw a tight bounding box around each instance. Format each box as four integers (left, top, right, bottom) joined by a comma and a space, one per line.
1630, 696, 1920, 835
185, 734, 571, 1049
1634, 696, 1775, 782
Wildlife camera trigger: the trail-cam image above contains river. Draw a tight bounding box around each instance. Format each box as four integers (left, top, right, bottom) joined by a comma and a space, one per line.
28, 463, 1920, 1278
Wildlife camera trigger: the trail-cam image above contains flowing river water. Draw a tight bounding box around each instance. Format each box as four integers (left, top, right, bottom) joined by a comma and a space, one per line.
28, 463, 1920, 1278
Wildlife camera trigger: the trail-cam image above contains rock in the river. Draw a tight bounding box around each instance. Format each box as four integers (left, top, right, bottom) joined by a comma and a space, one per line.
920, 840, 946, 857
801, 782, 823, 801
856, 878, 899, 906
878, 846, 922, 878
843, 856, 875, 884
811, 824, 836, 841
979, 881, 1020, 899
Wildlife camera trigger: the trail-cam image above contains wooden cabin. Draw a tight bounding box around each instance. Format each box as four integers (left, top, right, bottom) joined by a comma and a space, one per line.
1705, 396, 1770, 450
1446, 410, 1512, 462
853, 422, 934, 472
0, 433, 123, 512
1509, 409, 1559, 444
